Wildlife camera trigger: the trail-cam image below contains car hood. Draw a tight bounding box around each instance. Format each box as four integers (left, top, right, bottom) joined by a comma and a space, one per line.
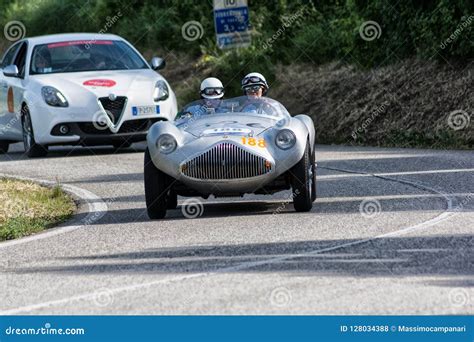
30, 69, 161, 98
178, 113, 282, 138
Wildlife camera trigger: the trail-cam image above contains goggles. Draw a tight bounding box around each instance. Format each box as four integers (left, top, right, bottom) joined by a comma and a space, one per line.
241, 76, 265, 87
201, 87, 224, 96
244, 85, 263, 93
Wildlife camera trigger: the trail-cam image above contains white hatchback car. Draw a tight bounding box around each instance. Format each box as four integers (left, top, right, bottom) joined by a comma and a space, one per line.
0, 33, 177, 157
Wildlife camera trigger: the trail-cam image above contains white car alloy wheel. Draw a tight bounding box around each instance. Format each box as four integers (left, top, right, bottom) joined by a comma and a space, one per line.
22, 109, 48, 158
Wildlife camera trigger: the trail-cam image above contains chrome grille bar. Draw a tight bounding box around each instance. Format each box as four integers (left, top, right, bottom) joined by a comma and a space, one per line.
181, 143, 272, 180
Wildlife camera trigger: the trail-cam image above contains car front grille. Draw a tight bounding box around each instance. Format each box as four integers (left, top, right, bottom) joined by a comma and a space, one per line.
98, 96, 127, 124
181, 142, 272, 180
77, 119, 158, 135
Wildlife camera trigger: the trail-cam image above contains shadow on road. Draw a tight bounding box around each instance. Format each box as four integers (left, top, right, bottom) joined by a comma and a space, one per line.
11, 235, 473, 287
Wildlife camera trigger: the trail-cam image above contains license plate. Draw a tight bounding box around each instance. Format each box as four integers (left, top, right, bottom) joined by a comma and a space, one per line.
132, 105, 160, 116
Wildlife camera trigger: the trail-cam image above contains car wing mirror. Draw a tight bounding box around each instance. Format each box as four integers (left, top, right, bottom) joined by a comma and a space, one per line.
3, 65, 19, 77
150, 57, 165, 71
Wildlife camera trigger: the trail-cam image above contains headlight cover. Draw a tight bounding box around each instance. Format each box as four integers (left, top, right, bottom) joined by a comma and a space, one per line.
41, 86, 68, 107
153, 80, 169, 102
156, 134, 177, 154
275, 129, 296, 150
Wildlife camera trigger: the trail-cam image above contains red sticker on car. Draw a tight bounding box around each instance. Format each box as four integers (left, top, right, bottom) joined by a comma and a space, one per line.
83, 79, 116, 87
47, 40, 114, 48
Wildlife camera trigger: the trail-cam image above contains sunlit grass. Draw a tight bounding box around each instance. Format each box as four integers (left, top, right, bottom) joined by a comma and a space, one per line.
0, 178, 76, 241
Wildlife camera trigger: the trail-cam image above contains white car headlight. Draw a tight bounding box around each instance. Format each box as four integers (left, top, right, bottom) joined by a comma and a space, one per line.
156, 134, 176, 154
275, 129, 296, 150
153, 80, 169, 102
41, 86, 68, 107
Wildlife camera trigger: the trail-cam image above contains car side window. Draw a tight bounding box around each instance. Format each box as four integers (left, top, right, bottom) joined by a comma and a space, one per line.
1, 42, 20, 69
13, 42, 28, 77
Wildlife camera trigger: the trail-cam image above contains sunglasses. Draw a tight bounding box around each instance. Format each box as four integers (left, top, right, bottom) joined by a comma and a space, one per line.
241, 76, 264, 86
201, 87, 224, 96
244, 85, 263, 93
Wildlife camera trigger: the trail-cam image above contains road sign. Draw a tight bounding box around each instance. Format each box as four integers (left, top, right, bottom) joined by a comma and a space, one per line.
213, 0, 251, 49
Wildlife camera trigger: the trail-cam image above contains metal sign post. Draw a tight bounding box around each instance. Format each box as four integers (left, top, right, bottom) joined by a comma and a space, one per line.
213, 0, 251, 49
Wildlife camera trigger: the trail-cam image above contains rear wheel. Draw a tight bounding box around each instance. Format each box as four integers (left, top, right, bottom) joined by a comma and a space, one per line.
22, 108, 48, 158
291, 142, 313, 212
0, 141, 10, 154
144, 148, 172, 219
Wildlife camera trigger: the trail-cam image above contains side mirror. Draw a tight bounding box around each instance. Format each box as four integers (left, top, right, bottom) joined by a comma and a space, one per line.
150, 57, 165, 71
3, 65, 19, 77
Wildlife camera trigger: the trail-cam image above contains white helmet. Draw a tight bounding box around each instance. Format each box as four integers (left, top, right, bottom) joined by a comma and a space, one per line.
200, 77, 224, 99
241, 72, 269, 94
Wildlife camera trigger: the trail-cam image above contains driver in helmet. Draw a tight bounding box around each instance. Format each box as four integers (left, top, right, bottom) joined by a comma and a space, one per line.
240, 72, 275, 115
179, 77, 225, 119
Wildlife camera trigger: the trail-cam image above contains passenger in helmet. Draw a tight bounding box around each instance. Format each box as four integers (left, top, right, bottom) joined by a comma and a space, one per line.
177, 77, 225, 120
240, 72, 275, 115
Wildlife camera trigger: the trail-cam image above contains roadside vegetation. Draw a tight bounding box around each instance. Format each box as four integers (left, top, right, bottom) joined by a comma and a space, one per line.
0, 178, 75, 241
1, 0, 472, 148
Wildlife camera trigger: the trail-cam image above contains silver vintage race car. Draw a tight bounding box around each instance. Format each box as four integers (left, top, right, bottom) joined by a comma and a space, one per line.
144, 96, 316, 219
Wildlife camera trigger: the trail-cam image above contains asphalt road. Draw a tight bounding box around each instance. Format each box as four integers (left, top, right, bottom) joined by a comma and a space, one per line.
0, 142, 472, 314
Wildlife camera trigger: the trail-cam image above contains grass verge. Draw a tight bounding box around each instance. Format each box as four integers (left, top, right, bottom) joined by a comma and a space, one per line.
0, 178, 76, 241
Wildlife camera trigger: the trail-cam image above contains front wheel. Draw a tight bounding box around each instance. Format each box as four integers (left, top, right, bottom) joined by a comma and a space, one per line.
0, 141, 10, 154
291, 142, 314, 212
22, 108, 48, 158
144, 148, 172, 219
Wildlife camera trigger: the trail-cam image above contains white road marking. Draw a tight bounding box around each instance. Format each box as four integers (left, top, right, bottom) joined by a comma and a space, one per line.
0, 173, 107, 249
0, 166, 460, 314
319, 168, 474, 179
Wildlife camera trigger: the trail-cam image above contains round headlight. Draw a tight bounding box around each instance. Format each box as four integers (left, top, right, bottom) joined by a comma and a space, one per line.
156, 134, 177, 154
275, 129, 296, 150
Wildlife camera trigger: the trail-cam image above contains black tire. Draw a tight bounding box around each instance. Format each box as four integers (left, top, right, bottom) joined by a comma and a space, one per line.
144, 148, 171, 219
310, 144, 317, 202
290, 142, 313, 212
22, 108, 48, 158
167, 190, 178, 209
0, 141, 9, 154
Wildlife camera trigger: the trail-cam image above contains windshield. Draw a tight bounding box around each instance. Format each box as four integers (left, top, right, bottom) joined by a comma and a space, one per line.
176, 96, 290, 122
30, 40, 148, 75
